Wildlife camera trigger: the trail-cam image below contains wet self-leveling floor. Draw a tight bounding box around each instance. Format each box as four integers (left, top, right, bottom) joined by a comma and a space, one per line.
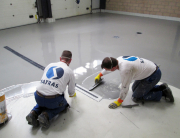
0, 13, 180, 138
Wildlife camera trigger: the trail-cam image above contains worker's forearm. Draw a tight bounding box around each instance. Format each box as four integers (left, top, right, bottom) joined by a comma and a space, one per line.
119, 87, 129, 101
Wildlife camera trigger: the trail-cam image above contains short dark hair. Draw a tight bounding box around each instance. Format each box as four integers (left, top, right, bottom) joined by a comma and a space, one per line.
101, 57, 118, 69
61, 50, 72, 61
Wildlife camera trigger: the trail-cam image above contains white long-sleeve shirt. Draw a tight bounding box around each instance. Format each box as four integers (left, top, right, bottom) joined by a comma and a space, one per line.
36, 62, 75, 96
101, 56, 156, 101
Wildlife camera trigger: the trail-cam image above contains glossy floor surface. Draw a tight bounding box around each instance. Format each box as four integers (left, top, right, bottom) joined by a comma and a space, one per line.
0, 13, 180, 138
0, 13, 180, 91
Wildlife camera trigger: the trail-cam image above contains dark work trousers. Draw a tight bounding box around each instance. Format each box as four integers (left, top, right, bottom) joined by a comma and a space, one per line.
32, 91, 68, 120
132, 68, 162, 101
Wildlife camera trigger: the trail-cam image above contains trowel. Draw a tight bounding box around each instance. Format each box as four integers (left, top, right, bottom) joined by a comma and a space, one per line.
122, 104, 139, 108
89, 78, 104, 91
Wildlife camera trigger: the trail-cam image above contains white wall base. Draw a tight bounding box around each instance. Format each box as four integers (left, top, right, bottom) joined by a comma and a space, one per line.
92, 9, 100, 13
46, 18, 55, 23
101, 10, 180, 22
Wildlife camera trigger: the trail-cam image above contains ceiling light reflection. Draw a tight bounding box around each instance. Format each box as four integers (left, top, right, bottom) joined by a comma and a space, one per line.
73, 66, 87, 76
85, 63, 90, 68
93, 60, 102, 68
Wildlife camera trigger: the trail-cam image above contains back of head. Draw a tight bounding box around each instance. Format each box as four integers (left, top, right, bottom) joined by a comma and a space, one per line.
61, 50, 72, 62
101, 57, 117, 69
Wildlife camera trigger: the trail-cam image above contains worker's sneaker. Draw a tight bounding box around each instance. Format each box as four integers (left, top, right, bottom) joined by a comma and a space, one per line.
38, 112, 50, 128
162, 87, 174, 103
26, 111, 39, 127
159, 83, 168, 91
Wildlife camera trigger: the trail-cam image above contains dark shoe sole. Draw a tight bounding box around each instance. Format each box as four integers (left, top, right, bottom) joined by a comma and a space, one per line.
159, 83, 168, 91
38, 114, 50, 128
161, 83, 168, 89
164, 88, 174, 103
26, 114, 39, 127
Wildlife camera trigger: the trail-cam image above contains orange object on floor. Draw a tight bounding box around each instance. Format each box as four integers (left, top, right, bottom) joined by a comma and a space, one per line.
0, 93, 8, 124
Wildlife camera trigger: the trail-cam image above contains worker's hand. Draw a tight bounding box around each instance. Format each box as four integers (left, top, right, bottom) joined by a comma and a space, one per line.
95, 73, 102, 83
108, 98, 123, 109
69, 92, 76, 97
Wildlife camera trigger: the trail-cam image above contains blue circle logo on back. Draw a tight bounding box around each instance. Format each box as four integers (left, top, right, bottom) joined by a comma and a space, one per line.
123, 56, 138, 61
46, 66, 64, 79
